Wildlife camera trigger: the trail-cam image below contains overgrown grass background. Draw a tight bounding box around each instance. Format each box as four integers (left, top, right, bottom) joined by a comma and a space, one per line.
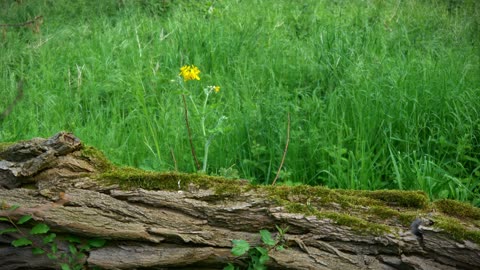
1, 0, 479, 205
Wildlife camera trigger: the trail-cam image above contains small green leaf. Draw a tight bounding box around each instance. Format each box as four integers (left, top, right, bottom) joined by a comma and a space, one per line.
252, 264, 267, 270
17, 215, 33, 225
30, 223, 50, 235
438, 190, 449, 199
0, 217, 9, 222
259, 230, 275, 246
12, 237, 32, 247
8, 205, 20, 211
249, 248, 260, 263
249, 247, 269, 268
32, 247, 45, 255
47, 253, 57, 260
60, 263, 71, 270
43, 233, 56, 244
65, 235, 82, 243
76, 253, 86, 260
223, 263, 235, 270
68, 243, 78, 255
0, 228, 18, 234
88, 238, 107, 248
51, 243, 58, 254
79, 244, 91, 252
258, 254, 269, 265
231, 239, 250, 256
68, 255, 75, 265
255, 246, 268, 256
276, 245, 285, 251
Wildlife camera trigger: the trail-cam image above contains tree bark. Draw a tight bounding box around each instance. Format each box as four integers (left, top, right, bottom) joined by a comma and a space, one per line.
0, 132, 479, 270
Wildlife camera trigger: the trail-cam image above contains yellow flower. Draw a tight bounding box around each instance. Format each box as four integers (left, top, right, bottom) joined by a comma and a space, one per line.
179, 65, 201, 81
214, 86, 220, 93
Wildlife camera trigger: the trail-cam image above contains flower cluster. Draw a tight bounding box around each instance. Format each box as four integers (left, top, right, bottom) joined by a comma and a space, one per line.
176, 64, 226, 172
206, 85, 221, 93
179, 65, 201, 81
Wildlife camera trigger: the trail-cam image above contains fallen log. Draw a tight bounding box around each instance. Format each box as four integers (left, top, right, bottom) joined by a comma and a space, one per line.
0, 132, 479, 269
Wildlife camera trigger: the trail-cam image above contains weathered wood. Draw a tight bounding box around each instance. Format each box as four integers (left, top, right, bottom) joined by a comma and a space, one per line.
0, 132, 479, 269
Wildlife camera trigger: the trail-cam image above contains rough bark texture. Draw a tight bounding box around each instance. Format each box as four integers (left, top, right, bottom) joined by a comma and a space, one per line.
0, 132, 479, 270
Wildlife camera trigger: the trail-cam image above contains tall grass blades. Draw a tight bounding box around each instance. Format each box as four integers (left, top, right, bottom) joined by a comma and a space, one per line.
1, 0, 479, 205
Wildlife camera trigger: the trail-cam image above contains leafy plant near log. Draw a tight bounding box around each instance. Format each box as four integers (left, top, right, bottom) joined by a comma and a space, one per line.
225, 225, 288, 270
0, 202, 106, 270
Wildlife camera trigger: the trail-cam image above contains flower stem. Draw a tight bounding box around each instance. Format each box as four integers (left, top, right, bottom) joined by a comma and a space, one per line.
202, 139, 211, 172
182, 94, 201, 171
200, 91, 211, 171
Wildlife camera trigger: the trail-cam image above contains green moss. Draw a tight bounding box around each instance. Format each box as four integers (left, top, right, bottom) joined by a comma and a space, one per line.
213, 182, 243, 195
266, 185, 385, 209
365, 206, 422, 228
434, 199, 480, 220
272, 186, 429, 210
101, 167, 179, 189
266, 185, 332, 202
367, 205, 400, 219
281, 200, 390, 235
0, 142, 14, 153
398, 212, 420, 227
434, 215, 480, 244
99, 167, 246, 195
339, 189, 430, 209
80, 146, 114, 171
321, 212, 390, 235
262, 185, 436, 235
284, 201, 316, 216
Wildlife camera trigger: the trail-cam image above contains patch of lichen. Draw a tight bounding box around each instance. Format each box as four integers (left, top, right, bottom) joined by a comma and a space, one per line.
79, 145, 114, 171
433, 215, 480, 244
434, 199, 480, 220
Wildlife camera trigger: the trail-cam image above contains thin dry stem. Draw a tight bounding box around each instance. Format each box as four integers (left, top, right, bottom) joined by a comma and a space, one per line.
182, 94, 201, 171
272, 112, 290, 186
170, 147, 178, 171
0, 80, 24, 122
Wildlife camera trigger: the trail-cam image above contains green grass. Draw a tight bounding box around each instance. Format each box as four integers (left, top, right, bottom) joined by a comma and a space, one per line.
1, 0, 479, 205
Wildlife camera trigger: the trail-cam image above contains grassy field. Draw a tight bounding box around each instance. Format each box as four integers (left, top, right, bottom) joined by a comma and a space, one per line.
1, 0, 479, 205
